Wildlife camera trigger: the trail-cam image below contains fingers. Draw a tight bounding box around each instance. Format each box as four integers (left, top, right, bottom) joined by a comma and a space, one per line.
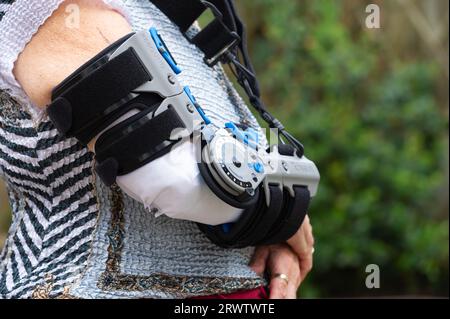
299, 252, 313, 282
270, 276, 290, 299
304, 215, 315, 247
287, 225, 310, 259
267, 245, 301, 299
249, 246, 270, 276
285, 215, 315, 285
287, 280, 300, 299
300, 215, 315, 281
299, 216, 314, 281
286, 264, 302, 299
270, 267, 301, 299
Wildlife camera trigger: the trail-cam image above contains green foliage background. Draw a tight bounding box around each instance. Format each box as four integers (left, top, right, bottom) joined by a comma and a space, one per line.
1, 0, 449, 297
236, 0, 449, 297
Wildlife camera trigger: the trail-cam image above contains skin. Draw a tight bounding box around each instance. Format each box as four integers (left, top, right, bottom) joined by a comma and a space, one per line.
250, 216, 314, 299
14, 0, 132, 108
13, 0, 314, 299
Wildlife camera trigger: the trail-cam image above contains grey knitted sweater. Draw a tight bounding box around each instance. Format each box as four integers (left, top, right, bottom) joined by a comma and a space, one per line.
0, 0, 266, 299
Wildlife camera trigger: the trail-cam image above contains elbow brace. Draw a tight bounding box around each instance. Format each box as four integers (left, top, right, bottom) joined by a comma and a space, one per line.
47, 14, 320, 248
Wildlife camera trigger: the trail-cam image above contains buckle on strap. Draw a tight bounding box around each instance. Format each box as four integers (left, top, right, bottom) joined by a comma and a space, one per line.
195, 0, 241, 67
204, 31, 240, 67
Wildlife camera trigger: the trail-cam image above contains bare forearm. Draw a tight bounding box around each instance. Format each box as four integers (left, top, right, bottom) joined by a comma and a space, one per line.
13, 0, 132, 108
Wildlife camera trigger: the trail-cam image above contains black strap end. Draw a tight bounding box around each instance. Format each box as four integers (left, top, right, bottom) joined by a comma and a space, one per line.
277, 144, 296, 157
95, 157, 119, 187
47, 97, 72, 136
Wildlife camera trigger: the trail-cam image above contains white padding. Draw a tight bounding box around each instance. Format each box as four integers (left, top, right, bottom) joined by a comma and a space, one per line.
117, 140, 243, 225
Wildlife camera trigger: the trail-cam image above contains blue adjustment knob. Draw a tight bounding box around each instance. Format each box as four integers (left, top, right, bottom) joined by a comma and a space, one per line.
253, 162, 264, 174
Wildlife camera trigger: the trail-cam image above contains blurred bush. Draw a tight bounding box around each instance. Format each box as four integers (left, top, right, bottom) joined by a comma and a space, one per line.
238, 0, 449, 297
0, 0, 448, 298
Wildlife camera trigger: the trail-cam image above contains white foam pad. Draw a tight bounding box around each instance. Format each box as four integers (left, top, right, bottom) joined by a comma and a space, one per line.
116, 140, 243, 225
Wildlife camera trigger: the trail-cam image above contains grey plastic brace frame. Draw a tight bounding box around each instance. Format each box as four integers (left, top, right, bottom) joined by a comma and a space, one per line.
99, 29, 321, 206
108, 30, 204, 136
263, 146, 320, 206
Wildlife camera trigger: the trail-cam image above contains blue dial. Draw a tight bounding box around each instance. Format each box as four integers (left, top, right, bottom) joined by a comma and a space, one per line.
253, 162, 264, 174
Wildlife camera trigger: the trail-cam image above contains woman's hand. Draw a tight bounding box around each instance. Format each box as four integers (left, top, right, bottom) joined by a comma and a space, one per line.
250, 244, 302, 299
286, 215, 315, 282
250, 216, 315, 299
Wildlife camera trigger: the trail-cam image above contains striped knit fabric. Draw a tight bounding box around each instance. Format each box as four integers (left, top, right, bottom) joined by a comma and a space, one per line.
0, 0, 267, 299
0, 91, 98, 298
0, 1, 14, 21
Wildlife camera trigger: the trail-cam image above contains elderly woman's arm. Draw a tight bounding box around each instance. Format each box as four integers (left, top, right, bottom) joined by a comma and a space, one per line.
14, 0, 131, 109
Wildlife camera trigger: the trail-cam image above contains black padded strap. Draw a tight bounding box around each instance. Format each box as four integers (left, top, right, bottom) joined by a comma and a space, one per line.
191, 0, 239, 63
48, 47, 151, 144
233, 184, 284, 247
259, 186, 310, 245
197, 184, 283, 248
94, 105, 185, 185
191, 18, 238, 61
150, 0, 206, 32
198, 185, 310, 248
150, 0, 239, 64
51, 33, 135, 98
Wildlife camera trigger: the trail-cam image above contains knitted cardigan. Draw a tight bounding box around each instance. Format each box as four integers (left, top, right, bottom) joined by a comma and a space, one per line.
0, 0, 266, 299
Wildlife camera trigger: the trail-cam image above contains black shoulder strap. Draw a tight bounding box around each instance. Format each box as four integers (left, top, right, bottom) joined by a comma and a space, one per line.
150, 0, 206, 32
150, 0, 305, 156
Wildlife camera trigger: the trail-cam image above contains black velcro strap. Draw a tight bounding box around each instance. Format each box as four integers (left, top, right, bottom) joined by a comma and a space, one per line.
48, 48, 151, 144
198, 185, 310, 248
51, 33, 135, 99
233, 184, 284, 247
150, 0, 206, 32
191, 18, 238, 60
48, 97, 72, 136
94, 106, 185, 185
259, 186, 310, 245
196, 184, 283, 248
151, 0, 240, 65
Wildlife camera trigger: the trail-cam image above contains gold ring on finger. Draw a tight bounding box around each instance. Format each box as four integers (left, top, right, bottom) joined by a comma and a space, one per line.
272, 273, 289, 285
